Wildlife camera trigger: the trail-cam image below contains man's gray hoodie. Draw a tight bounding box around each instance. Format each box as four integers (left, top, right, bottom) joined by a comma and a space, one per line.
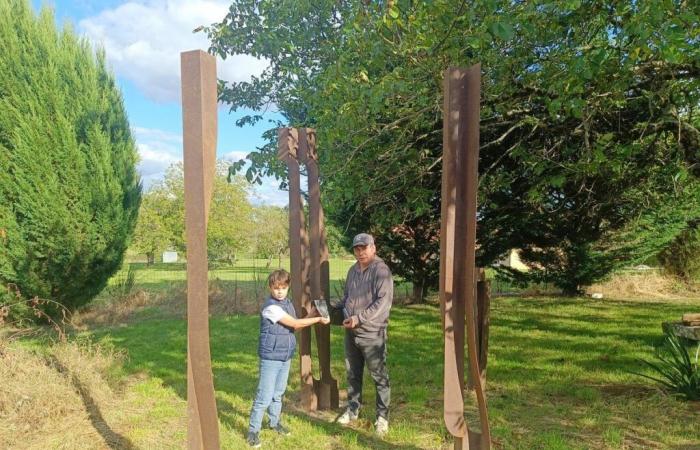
342, 256, 393, 337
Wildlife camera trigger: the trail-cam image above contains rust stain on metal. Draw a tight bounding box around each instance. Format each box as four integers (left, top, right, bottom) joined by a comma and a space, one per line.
181, 49, 220, 450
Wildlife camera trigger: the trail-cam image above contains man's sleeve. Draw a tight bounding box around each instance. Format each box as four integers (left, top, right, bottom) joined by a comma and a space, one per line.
357, 265, 393, 325
262, 304, 287, 324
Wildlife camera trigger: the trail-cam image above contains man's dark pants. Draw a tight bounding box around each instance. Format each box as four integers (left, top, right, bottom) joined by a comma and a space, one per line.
344, 329, 390, 420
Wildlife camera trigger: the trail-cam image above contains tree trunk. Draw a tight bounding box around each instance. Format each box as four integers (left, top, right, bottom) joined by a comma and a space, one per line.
412, 279, 426, 304
146, 252, 155, 266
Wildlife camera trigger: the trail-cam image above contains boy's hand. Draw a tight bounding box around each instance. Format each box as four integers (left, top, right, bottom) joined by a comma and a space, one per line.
319, 316, 331, 325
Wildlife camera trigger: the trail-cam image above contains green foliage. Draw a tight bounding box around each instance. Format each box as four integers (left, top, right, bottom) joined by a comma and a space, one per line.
0, 0, 141, 314
132, 192, 175, 264
107, 266, 137, 302
134, 161, 254, 263
250, 205, 288, 266
636, 330, 700, 401
659, 223, 700, 282
207, 0, 700, 296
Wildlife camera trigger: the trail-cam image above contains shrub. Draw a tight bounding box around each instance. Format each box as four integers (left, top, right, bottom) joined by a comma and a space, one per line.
659, 224, 700, 283
636, 330, 700, 401
0, 0, 141, 317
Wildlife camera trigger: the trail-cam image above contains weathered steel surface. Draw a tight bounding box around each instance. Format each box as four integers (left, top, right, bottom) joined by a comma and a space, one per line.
278, 128, 317, 410
303, 128, 340, 409
440, 66, 467, 446
468, 269, 491, 391
181, 50, 220, 450
440, 65, 490, 450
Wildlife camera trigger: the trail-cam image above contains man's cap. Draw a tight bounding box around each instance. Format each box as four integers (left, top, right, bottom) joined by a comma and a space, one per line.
352, 233, 375, 247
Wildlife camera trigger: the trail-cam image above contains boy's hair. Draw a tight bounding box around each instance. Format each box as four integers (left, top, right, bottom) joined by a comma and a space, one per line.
267, 269, 291, 288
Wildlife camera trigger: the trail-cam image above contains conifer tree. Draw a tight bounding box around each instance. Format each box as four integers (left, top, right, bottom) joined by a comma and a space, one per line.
0, 0, 141, 314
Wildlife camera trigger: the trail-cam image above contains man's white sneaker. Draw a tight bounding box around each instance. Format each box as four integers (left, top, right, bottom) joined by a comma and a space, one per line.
337, 408, 358, 424
374, 417, 389, 436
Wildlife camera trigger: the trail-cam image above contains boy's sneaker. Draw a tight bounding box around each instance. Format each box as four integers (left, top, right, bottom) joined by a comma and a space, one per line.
336, 408, 358, 424
272, 423, 291, 436
374, 417, 389, 437
246, 431, 261, 448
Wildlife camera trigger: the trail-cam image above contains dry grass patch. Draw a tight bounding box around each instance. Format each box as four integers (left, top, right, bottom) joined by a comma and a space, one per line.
588, 271, 700, 302
0, 338, 185, 450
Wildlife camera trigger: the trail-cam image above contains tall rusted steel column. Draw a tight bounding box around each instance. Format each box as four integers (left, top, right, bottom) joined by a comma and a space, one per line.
440, 65, 490, 450
302, 128, 339, 409
181, 50, 220, 450
278, 128, 318, 410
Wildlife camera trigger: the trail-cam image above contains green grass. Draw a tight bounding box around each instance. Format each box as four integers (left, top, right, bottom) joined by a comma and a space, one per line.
120, 259, 415, 302
8, 265, 700, 449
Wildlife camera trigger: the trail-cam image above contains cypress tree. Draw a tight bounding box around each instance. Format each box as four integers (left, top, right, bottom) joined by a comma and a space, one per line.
0, 0, 141, 314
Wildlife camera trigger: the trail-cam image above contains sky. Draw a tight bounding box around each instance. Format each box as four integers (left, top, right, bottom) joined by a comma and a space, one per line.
31, 0, 288, 206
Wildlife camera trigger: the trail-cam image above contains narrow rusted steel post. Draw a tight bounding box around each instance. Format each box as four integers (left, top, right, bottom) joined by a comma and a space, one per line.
441, 65, 490, 450
181, 49, 220, 450
278, 128, 318, 410
303, 128, 339, 409
468, 269, 491, 391
441, 66, 468, 450
476, 270, 491, 390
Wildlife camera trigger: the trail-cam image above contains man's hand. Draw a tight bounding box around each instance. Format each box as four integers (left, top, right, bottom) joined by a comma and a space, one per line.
319, 316, 331, 325
308, 305, 319, 317
342, 315, 359, 329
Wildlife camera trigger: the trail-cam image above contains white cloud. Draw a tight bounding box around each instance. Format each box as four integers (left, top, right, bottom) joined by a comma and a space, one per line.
80, 0, 268, 103
222, 150, 249, 162
132, 126, 287, 205
132, 126, 182, 189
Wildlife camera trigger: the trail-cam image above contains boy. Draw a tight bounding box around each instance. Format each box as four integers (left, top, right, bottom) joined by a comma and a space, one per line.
246, 269, 330, 448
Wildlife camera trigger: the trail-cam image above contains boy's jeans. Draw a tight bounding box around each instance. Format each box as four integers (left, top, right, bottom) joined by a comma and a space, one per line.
248, 358, 291, 433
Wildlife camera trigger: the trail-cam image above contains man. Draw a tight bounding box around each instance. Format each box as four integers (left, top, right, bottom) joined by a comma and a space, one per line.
336, 233, 393, 437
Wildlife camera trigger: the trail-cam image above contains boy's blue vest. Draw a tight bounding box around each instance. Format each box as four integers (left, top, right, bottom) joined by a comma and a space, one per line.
258, 297, 297, 361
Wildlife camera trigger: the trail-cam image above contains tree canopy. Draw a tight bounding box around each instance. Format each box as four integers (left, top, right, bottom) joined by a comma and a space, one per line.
0, 0, 141, 314
206, 0, 699, 296
132, 162, 255, 264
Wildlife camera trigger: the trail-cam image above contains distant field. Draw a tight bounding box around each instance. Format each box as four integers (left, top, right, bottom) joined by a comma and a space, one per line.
121, 259, 416, 303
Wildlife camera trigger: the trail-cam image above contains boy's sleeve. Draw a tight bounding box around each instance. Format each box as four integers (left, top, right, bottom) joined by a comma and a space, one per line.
262, 304, 287, 324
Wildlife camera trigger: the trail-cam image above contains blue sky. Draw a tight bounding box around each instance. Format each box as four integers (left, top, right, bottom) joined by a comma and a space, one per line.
31, 0, 287, 206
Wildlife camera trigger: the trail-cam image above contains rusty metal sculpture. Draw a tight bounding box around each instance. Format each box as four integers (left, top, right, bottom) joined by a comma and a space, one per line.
278, 127, 339, 411
440, 65, 491, 450
181, 50, 220, 450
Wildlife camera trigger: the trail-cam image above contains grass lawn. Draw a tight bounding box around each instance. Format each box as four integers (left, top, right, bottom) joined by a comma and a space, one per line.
3, 264, 700, 449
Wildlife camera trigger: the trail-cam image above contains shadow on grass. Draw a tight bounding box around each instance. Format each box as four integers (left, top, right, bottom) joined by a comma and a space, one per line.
47, 355, 136, 450
214, 395, 426, 450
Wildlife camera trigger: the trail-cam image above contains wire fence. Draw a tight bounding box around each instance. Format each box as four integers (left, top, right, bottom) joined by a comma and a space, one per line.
120, 254, 563, 311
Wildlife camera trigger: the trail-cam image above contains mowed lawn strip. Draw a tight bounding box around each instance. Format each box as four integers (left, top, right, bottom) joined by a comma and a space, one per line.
63, 294, 699, 449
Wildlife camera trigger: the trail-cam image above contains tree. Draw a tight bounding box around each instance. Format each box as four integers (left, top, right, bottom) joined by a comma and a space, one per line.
206, 0, 699, 297
251, 206, 289, 267
141, 161, 254, 263
208, 169, 254, 263
131, 192, 174, 265
0, 0, 141, 314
